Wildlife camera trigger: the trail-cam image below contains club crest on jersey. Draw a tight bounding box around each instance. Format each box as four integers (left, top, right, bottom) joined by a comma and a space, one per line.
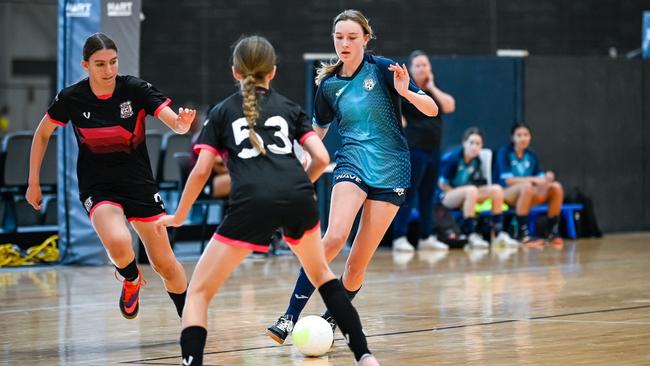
363, 77, 376, 91
120, 101, 133, 118
84, 196, 93, 213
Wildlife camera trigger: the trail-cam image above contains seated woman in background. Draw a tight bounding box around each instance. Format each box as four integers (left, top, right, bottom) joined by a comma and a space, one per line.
495, 123, 564, 245
439, 127, 519, 248
188, 110, 231, 199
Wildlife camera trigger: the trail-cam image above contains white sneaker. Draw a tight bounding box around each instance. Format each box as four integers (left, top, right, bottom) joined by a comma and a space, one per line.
392, 236, 415, 252
418, 235, 449, 250
467, 233, 489, 248
492, 231, 520, 247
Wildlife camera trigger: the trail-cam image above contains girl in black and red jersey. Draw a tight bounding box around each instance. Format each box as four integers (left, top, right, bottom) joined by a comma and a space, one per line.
26, 33, 193, 320
155, 36, 379, 366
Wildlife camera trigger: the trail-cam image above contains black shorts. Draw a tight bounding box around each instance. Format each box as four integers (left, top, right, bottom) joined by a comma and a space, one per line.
80, 186, 166, 222
333, 172, 407, 206
214, 190, 320, 253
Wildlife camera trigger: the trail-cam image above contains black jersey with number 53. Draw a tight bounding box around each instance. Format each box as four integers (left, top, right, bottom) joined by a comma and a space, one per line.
194, 87, 317, 204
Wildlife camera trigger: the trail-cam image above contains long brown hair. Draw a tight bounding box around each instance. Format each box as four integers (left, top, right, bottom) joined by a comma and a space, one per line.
315, 9, 374, 85
232, 36, 276, 155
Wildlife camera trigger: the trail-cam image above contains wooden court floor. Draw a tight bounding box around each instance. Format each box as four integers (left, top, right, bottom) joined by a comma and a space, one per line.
1, 233, 650, 365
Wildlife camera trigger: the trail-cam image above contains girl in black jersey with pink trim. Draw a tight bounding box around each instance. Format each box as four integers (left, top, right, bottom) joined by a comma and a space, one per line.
156, 36, 379, 366
26, 33, 193, 320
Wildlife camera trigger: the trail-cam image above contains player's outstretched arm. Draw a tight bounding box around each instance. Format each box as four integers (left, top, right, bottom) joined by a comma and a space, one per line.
26, 115, 58, 210
157, 106, 196, 134
155, 149, 216, 234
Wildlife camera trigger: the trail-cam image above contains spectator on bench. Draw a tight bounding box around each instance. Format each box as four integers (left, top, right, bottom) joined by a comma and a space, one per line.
439, 128, 519, 248
495, 123, 564, 246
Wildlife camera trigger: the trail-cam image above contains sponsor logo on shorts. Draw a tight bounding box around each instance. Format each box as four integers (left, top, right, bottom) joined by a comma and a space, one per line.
154, 192, 165, 210
335, 174, 362, 184
84, 196, 93, 213
120, 101, 133, 118
393, 188, 405, 196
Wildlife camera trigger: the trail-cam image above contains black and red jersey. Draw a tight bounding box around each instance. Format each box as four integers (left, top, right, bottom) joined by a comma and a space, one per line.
194, 87, 317, 207
47, 75, 170, 195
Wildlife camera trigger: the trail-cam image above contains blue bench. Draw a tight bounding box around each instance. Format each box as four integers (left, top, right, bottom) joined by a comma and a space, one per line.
421, 203, 584, 239
528, 203, 583, 239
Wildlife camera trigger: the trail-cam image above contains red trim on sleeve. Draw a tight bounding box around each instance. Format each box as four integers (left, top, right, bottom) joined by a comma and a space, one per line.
213, 233, 269, 253
193, 144, 219, 156
153, 98, 172, 118
298, 131, 317, 145
45, 113, 66, 126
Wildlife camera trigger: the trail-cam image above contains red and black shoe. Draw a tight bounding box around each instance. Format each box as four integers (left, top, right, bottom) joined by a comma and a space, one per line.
547, 234, 564, 246
519, 235, 544, 247
115, 270, 145, 319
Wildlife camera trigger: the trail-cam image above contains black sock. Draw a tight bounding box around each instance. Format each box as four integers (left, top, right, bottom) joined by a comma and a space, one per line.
516, 215, 530, 238
318, 279, 370, 361
168, 290, 187, 318
116, 258, 139, 282
180, 326, 207, 366
491, 214, 504, 234
548, 216, 560, 237
322, 277, 361, 319
461, 217, 477, 235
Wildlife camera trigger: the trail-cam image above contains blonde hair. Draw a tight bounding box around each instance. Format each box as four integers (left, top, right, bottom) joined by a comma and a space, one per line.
232, 36, 276, 155
315, 9, 375, 85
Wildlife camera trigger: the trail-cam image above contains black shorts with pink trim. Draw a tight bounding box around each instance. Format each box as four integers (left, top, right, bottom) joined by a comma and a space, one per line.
80, 186, 166, 222
213, 189, 320, 253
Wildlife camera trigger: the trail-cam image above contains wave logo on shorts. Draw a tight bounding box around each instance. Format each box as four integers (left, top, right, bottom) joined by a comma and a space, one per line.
84, 196, 93, 213
335, 174, 362, 184
393, 188, 405, 196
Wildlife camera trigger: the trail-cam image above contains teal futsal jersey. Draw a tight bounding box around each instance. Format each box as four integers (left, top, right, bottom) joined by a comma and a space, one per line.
312, 54, 425, 189
495, 144, 544, 186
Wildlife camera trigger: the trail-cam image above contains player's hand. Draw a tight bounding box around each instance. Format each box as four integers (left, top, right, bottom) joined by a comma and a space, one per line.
176, 107, 196, 133
545, 171, 555, 182
388, 63, 410, 96
533, 177, 547, 186
425, 72, 435, 92
25, 184, 43, 210
155, 214, 183, 236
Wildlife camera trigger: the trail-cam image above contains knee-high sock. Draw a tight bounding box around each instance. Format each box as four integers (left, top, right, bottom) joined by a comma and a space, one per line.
318, 279, 370, 362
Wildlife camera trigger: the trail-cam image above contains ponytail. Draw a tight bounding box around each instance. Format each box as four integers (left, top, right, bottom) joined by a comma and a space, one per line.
241, 75, 266, 155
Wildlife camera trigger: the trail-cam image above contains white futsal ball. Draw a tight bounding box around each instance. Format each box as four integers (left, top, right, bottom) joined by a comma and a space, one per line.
292, 315, 334, 357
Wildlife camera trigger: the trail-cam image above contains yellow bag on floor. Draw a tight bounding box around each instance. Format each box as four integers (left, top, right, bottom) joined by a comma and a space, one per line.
0, 235, 59, 267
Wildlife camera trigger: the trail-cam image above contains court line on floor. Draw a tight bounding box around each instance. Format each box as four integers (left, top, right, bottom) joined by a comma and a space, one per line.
120, 304, 650, 365
3, 254, 645, 316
